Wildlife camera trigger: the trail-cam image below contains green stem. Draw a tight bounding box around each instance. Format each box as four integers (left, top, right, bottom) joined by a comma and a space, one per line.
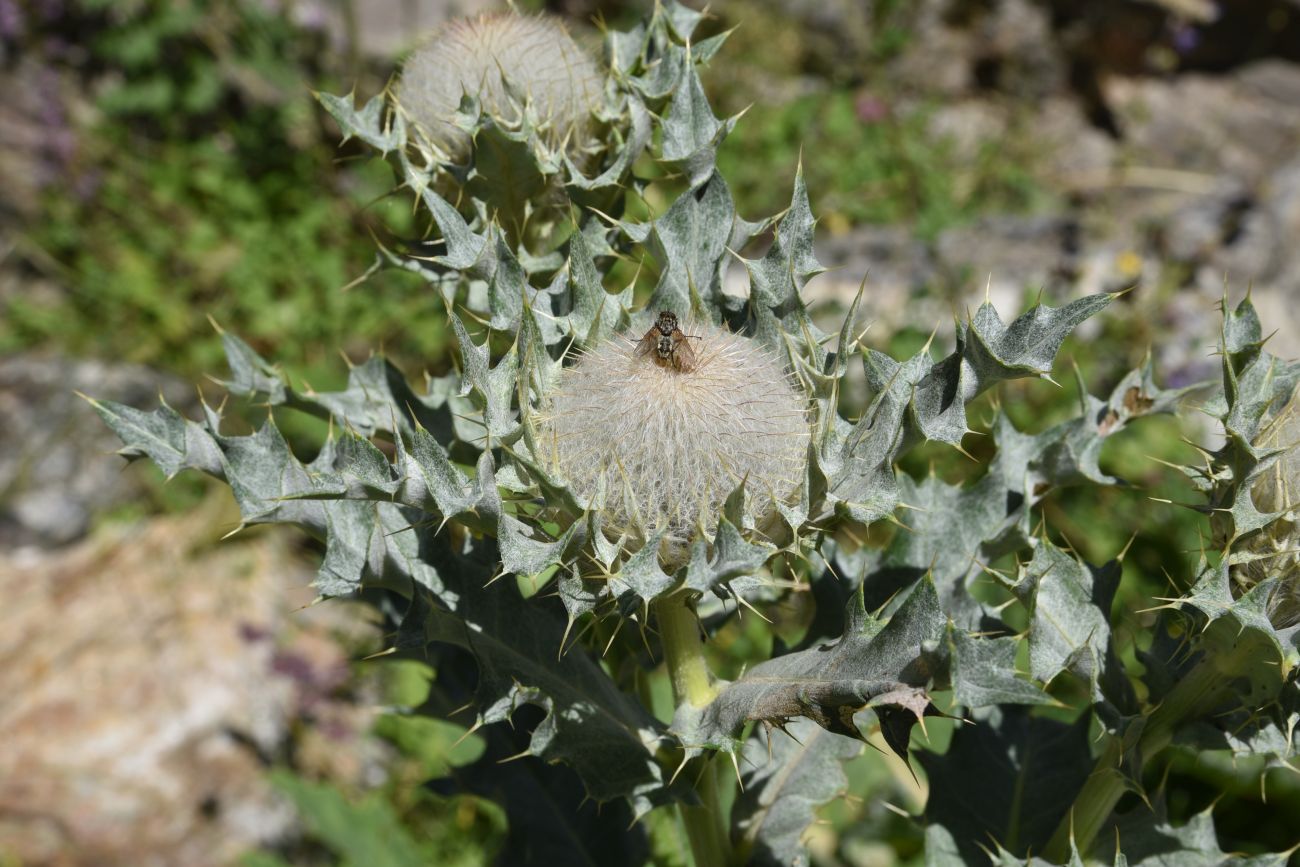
655, 593, 729, 867
658, 592, 718, 708
1043, 654, 1237, 862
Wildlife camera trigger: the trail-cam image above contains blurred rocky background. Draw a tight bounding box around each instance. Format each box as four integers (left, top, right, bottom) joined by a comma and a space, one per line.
1, 0, 1298, 865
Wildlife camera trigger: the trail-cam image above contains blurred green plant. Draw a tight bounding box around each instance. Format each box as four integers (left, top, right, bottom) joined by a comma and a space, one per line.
4, 0, 449, 388
246, 659, 504, 867
718, 90, 1046, 238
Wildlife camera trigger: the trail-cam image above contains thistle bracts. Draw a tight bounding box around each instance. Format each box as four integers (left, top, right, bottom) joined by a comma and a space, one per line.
1043, 297, 1300, 861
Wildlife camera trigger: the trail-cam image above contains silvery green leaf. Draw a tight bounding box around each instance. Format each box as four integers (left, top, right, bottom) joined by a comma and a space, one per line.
316, 91, 404, 153
220, 332, 287, 404
692, 29, 733, 65
89, 396, 454, 600
947, 626, 1054, 709
467, 122, 551, 239
683, 516, 776, 594
1218, 299, 1300, 441
676, 579, 946, 760
563, 224, 634, 346
661, 0, 704, 41
863, 471, 1013, 625
1101, 800, 1291, 866
414, 185, 494, 275
731, 718, 860, 867
451, 315, 520, 442
628, 172, 739, 319
486, 230, 526, 331
740, 163, 826, 330
605, 21, 648, 76
918, 705, 1092, 864
220, 334, 458, 443
856, 360, 1187, 622
660, 65, 737, 190
924, 824, 966, 867
610, 530, 677, 607
498, 513, 583, 580
88, 396, 221, 481
566, 94, 652, 193
1177, 563, 1289, 709
631, 40, 688, 100
1175, 687, 1300, 775
1011, 542, 1131, 706
914, 294, 1114, 447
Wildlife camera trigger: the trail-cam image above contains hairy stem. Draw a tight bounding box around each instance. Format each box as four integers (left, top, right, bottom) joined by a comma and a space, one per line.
655, 593, 728, 867
658, 592, 718, 708
1043, 653, 1237, 862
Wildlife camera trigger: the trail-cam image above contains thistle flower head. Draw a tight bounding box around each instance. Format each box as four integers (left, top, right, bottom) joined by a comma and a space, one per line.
396, 12, 602, 159
534, 318, 811, 549
1244, 386, 1300, 628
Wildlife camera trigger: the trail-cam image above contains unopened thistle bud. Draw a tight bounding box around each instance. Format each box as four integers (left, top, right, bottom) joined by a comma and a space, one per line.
396, 12, 602, 160
534, 317, 811, 551
1243, 386, 1300, 628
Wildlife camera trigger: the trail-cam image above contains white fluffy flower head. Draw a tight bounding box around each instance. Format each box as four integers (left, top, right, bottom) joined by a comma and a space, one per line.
397, 12, 602, 159
534, 319, 811, 547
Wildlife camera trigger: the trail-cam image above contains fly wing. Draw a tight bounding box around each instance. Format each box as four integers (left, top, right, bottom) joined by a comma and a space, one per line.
671, 333, 698, 372
634, 328, 658, 358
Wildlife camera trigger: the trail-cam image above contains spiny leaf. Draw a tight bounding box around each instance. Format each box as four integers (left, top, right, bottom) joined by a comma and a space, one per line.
683, 515, 776, 594
919, 705, 1092, 864
1101, 798, 1293, 866
660, 64, 738, 190
1011, 541, 1132, 707
675, 579, 946, 760
947, 626, 1054, 709
316, 91, 404, 153
732, 718, 861, 867
626, 172, 739, 320
220, 332, 460, 442
421, 536, 684, 816
741, 163, 825, 333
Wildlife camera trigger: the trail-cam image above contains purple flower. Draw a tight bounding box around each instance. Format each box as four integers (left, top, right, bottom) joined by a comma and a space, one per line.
855, 91, 888, 124
1171, 23, 1200, 55
0, 0, 23, 41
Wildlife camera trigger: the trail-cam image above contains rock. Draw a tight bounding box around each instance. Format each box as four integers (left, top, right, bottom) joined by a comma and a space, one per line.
973, 0, 1067, 100
307, 0, 501, 59
1105, 60, 1300, 185
0, 355, 194, 548
1159, 182, 1253, 264
934, 215, 1081, 309
0, 506, 379, 867
810, 226, 937, 326
926, 100, 1011, 165
888, 0, 976, 97
1035, 96, 1119, 179
1224, 156, 1300, 358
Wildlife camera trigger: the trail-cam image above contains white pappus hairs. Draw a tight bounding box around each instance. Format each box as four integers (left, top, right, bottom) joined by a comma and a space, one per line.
534, 320, 812, 546
396, 11, 603, 158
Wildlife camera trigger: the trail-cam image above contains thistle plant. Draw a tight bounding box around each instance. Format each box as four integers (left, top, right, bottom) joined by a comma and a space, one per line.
91, 4, 1300, 865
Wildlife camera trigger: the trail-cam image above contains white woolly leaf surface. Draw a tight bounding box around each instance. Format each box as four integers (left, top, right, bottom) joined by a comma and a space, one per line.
536, 325, 810, 542
398, 13, 602, 157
